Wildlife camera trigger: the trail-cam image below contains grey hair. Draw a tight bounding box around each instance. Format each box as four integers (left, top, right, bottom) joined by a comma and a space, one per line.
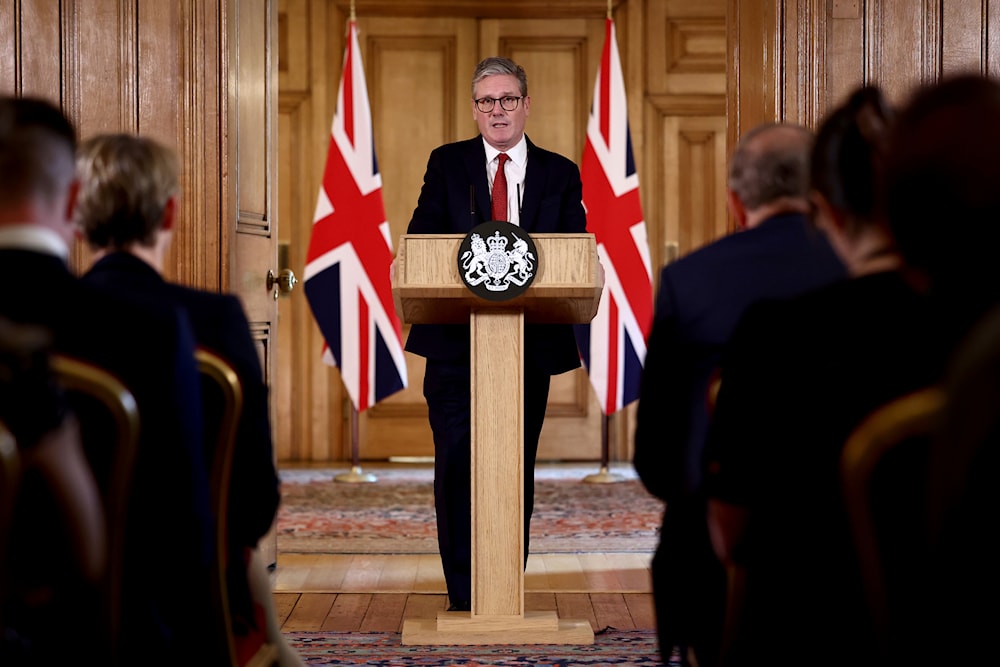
728, 122, 814, 210
471, 57, 528, 98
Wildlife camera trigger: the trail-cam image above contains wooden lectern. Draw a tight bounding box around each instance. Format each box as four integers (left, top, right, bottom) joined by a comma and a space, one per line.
393, 233, 602, 645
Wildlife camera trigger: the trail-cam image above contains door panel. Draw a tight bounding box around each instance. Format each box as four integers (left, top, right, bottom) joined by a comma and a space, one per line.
230, 0, 280, 565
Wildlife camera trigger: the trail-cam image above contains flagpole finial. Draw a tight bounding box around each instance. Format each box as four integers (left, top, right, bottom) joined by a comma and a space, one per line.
607, 0, 612, 19
350, 0, 357, 22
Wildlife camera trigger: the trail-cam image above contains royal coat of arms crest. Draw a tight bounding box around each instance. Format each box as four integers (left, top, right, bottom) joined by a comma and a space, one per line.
457, 221, 538, 301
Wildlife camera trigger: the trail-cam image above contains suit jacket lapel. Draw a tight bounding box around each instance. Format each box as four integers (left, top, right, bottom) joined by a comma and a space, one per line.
519, 136, 545, 231
464, 138, 492, 227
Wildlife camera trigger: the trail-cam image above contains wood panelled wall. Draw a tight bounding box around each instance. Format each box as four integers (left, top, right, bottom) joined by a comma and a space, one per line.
274, 0, 729, 463
1, 0, 281, 565
0, 1, 228, 290
0, 0, 281, 395
730, 0, 1000, 141
6, 1, 1000, 465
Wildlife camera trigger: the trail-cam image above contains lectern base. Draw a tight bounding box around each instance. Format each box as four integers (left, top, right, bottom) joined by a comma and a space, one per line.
401, 610, 595, 645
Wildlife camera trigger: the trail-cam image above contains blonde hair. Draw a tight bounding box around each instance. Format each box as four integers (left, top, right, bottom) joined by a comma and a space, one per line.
75, 133, 179, 250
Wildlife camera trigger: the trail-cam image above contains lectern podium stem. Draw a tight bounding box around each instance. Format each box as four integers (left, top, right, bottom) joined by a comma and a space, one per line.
394, 232, 599, 645
470, 308, 524, 616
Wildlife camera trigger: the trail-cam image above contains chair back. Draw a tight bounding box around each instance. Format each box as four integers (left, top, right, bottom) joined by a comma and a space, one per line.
197, 348, 280, 667
0, 421, 18, 555
197, 348, 259, 666
840, 386, 944, 656
197, 347, 242, 529
0, 421, 20, 629
50, 354, 139, 663
707, 368, 722, 416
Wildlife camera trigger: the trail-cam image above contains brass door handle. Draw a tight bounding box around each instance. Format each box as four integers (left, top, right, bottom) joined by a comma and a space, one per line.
267, 268, 298, 299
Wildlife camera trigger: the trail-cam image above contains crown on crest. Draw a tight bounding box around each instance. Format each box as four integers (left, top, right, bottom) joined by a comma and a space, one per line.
487, 231, 508, 252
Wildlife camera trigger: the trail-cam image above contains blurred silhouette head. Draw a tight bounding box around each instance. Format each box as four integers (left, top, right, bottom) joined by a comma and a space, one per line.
808, 86, 897, 273
811, 85, 893, 230
0, 96, 78, 246
885, 73, 1000, 316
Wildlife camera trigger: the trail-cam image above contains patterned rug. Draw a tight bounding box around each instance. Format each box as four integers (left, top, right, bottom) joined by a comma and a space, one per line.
277, 464, 664, 554
285, 628, 668, 666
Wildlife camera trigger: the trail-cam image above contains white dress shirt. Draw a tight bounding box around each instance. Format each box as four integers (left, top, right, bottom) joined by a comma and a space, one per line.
483, 136, 527, 226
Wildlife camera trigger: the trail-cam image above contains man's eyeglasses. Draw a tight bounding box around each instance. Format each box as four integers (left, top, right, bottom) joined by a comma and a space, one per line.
474, 96, 523, 113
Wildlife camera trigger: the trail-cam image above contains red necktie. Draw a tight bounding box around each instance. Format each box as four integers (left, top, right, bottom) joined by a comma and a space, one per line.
491, 153, 510, 221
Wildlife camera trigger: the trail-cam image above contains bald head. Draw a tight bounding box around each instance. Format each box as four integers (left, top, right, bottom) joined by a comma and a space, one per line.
728, 123, 814, 227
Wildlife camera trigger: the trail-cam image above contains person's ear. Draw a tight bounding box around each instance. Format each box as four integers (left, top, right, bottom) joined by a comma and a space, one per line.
161, 195, 176, 231
522, 95, 530, 116
726, 189, 747, 229
809, 192, 844, 236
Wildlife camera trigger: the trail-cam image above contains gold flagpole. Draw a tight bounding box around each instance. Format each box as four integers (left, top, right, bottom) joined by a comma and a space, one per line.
584, 413, 625, 483
335, 402, 377, 483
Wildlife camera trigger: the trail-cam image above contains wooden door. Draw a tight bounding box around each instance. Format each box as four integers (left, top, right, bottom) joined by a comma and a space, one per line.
227, 0, 281, 565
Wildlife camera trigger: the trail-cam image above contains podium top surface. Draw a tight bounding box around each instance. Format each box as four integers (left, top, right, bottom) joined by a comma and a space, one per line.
392, 233, 602, 325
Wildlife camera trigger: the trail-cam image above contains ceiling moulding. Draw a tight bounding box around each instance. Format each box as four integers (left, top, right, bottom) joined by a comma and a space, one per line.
332, 0, 622, 19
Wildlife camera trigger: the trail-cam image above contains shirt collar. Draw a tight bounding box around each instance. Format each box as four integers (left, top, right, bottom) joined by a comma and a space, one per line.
0, 225, 70, 260
483, 135, 528, 168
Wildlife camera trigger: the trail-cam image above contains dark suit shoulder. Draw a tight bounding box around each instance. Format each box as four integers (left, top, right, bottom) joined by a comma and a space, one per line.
656, 215, 845, 328
665, 215, 827, 271
165, 284, 246, 330
428, 136, 484, 160
163, 284, 262, 375
524, 136, 578, 170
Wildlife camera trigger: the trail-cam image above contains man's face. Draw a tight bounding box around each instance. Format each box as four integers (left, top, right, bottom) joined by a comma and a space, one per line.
472, 73, 530, 152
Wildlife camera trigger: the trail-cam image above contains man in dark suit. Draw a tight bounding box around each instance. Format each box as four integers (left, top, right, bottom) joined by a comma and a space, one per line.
632, 122, 846, 666
0, 96, 214, 665
405, 56, 588, 612
72, 133, 301, 665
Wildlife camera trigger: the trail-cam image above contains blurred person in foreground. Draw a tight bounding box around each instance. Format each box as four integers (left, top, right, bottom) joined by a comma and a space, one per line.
882, 73, 1000, 667
633, 121, 846, 667
0, 94, 212, 666
74, 131, 303, 667
703, 86, 955, 666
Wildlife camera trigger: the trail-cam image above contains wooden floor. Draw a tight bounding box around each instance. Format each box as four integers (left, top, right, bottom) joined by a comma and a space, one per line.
271, 552, 656, 633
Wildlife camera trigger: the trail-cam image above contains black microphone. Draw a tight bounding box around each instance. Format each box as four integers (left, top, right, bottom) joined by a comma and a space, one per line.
470, 185, 476, 223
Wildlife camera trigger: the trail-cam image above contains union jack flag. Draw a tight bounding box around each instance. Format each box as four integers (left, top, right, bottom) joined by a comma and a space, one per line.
574, 17, 654, 415
304, 20, 407, 412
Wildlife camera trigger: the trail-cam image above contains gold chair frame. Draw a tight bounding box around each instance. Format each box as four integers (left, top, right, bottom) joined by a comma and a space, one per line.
50, 354, 139, 663
0, 421, 20, 631
196, 348, 278, 667
840, 386, 944, 643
